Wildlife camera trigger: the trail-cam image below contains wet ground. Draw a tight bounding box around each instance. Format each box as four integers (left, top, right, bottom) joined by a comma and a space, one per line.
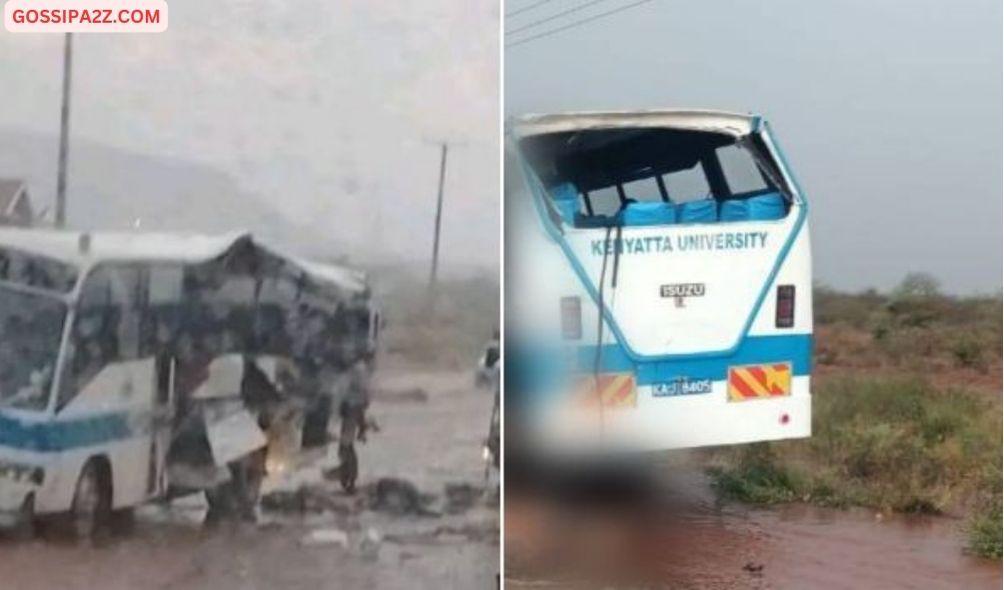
0, 361, 499, 589
505, 470, 1001, 589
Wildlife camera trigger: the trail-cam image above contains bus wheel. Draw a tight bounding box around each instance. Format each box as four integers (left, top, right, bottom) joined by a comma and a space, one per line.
12, 493, 36, 541
70, 459, 111, 543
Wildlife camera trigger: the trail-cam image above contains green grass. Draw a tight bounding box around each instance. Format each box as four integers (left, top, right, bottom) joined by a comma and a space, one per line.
968, 497, 1003, 559
708, 376, 1002, 558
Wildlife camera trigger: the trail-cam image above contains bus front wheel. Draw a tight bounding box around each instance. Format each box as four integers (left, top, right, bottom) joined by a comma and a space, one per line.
70, 459, 111, 542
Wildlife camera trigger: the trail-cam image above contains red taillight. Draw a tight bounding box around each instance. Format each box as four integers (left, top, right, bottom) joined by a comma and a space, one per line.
775, 285, 795, 328
560, 296, 581, 340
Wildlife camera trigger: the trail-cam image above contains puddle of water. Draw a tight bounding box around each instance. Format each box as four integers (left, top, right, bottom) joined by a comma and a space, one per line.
505, 474, 1002, 590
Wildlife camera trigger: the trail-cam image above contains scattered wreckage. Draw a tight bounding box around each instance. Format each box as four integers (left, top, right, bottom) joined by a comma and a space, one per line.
0, 228, 379, 539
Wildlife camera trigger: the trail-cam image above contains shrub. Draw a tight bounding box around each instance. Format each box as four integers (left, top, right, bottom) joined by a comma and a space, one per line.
968, 496, 1003, 559
950, 335, 986, 371
709, 377, 1001, 541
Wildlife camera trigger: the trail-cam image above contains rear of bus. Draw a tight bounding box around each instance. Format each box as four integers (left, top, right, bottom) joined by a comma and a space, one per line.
505, 110, 812, 455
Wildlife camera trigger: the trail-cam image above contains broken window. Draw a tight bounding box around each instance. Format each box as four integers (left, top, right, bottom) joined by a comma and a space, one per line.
519, 127, 790, 228
0, 286, 64, 411
59, 265, 145, 411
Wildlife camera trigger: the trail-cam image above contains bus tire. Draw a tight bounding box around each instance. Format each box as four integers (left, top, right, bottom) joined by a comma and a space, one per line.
70, 458, 111, 543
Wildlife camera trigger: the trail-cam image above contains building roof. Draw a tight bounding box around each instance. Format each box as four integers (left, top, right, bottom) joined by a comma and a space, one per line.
509, 109, 758, 139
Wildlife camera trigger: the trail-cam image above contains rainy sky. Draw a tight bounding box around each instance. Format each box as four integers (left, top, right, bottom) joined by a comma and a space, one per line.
0, 0, 499, 270
506, 0, 1002, 294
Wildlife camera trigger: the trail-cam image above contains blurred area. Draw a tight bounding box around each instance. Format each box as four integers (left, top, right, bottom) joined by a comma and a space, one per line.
504, 278, 1002, 589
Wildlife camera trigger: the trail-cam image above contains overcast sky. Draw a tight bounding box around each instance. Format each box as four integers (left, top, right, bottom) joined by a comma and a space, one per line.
506, 0, 1002, 294
0, 0, 499, 270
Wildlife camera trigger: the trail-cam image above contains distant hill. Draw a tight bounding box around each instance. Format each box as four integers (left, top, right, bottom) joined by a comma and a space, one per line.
0, 128, 343, 260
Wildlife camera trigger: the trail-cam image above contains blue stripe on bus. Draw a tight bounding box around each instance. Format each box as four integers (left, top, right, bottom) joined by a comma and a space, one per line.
0, 411, 132, 452
575, 333, 812, 385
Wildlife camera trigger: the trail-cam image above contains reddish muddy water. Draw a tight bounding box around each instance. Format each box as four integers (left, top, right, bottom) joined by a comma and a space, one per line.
505, 472, 1000, 589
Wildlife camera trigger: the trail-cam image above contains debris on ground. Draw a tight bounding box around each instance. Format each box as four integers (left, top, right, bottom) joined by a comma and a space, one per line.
443, 482, 484, 514
358, 527, 382, 560
367, 478, 439, 517
384, 522, 499, 545
260, 485, 361, 514
300, 528, 350, 548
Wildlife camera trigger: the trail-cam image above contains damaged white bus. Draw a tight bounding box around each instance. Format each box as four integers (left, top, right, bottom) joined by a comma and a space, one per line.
505, 110, 812, 457
0, 229, 378, 538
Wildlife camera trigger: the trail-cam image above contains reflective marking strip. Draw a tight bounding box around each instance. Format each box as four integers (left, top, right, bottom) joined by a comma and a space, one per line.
728, 363, 791, 401
577, 373, 637, 408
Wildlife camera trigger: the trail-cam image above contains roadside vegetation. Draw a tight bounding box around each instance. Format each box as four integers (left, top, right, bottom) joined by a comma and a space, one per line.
708, 274, 1002, 558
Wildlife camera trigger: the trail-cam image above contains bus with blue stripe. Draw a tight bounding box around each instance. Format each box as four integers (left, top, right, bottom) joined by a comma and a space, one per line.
505, 109, 812, 455
0, 229, 374, 536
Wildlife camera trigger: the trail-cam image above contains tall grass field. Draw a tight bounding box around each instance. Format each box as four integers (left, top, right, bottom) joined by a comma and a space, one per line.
709, 274, 1002, 558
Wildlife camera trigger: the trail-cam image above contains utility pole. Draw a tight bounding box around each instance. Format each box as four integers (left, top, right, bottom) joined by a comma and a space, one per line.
55, 32, 73, 228
428, 142, 448, 288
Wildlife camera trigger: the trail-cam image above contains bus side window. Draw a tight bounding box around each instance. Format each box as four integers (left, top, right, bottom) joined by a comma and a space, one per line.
147, 266, 183, 355
716, 144, 772, 195
57, 266, 143, 411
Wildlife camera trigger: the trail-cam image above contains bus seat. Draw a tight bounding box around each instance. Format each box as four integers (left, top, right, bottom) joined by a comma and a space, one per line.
720, 192, 786, 222
677, 200, 717, 223
719, 199, 749, 221
747, 192, 786, 220
622, 202, 676, 226
550, 183, 580, 225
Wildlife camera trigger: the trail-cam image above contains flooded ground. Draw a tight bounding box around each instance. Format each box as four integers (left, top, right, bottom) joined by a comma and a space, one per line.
0, 360, 499, 589
505, 470, 1001, 589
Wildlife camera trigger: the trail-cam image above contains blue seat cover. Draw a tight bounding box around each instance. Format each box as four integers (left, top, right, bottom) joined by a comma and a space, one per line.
550, 183, 580, 224
719, 199, 749, 221
747, 192, 786, 220
622, 202, 676, 226
677, 199, 717, 223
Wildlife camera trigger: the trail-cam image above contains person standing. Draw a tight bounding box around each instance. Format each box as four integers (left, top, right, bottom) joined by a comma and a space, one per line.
336, 359, 372, 493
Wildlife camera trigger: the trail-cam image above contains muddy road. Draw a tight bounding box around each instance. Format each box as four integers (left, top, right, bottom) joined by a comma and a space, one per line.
505, 470, 1000, 589
0, 361, 499, 589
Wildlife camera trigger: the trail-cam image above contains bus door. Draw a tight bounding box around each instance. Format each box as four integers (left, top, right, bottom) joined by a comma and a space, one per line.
56, 265, 157, 509
144, 265, 184, 499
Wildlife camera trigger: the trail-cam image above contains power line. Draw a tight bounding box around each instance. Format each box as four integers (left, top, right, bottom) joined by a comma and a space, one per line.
506, 0, 655, 48
505, 0, 559, 18
506, 0, 612, 36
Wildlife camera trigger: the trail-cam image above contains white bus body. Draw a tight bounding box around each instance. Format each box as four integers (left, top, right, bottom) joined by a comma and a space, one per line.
0, 229, 372, 526
506, 110, 812, 455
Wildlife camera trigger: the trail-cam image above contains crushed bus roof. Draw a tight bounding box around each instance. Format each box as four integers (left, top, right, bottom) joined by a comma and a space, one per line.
0, 227, 367, 294
510, 109, 757, 139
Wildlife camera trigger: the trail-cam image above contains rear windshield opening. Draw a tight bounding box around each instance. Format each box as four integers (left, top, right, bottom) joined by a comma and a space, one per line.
519, 128, 792, 229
